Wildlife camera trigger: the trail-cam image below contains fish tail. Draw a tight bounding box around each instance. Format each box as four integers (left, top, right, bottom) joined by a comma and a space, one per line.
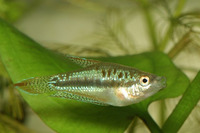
14, 76, 53, 94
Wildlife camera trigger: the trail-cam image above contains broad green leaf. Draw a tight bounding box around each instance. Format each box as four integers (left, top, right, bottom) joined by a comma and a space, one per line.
162, 71, 200, 133
0, 18, 189, 133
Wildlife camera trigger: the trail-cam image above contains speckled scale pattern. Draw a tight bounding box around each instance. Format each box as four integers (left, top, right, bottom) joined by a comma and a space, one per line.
23, 77, 53, 94
15, 56, 166, 106
48, 63, 139, 91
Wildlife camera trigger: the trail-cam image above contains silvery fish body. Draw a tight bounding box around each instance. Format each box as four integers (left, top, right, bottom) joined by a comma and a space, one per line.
15, 56, 166, 106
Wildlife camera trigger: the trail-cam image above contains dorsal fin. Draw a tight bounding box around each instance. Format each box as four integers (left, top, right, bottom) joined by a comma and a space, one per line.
66, 55, 101, 67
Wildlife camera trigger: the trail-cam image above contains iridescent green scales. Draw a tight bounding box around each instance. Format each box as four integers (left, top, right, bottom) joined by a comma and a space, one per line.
15, 55, 166, 106
21, 76, 53, 94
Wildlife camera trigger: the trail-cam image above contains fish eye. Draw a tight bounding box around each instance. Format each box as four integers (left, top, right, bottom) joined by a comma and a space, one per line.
140, 76, 150, 86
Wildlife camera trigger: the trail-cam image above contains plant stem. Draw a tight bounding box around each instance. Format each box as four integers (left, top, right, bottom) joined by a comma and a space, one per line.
138, 111, 162, 133
0, 122, 7, 133
0, 113, 36, 133
140, 1, 158, 50
162, 71, 200, 133
162, 0, 173, 17
158, 0, 172, 51
168, 31, 191, 58
133, 104, 162, 133
159, 0, 188, 51
174, 0, 188, 17
125, 117, 138, 133
159, 25, 173, 51
159, 100, 166, 126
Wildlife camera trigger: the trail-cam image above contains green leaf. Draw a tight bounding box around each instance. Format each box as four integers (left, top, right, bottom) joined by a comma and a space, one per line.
0, 18, 189, 133
162, 71, 200, 133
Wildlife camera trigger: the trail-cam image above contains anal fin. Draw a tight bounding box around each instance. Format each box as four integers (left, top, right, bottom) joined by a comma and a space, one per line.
51, 91, 108, 106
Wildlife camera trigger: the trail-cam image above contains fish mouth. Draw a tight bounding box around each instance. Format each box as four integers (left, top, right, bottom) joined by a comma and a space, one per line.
139, 76, 166, 99
155, 76, 167, 89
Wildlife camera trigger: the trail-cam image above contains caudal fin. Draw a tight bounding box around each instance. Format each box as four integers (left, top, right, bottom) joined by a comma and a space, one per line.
14, 77, 52, 94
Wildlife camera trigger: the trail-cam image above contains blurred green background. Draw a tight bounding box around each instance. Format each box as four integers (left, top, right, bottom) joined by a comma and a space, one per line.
0, 0, 200, 133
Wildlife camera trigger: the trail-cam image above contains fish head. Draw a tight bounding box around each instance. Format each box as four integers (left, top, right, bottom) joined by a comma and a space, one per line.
114, 71, 166, 106
135, 73, 166, 98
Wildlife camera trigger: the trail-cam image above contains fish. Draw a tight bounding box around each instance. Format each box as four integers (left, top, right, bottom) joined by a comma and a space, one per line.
14, 55, 166, 106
